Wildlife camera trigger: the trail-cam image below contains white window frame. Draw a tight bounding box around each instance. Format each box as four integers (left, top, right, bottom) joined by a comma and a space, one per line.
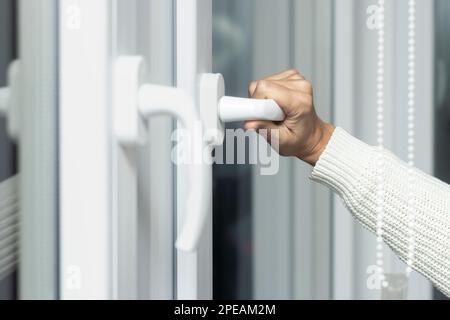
60, 0, 113, 299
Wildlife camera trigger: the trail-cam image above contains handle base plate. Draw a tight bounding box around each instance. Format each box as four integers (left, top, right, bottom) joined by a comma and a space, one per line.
114, 56, 148, 146
199, 73, 225, 146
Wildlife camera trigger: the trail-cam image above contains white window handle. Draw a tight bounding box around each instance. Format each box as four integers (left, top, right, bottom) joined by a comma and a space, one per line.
218, 96, 285, 123
115, 62, 286, 252
114, 56, 210, 252
200, 73, 286, 146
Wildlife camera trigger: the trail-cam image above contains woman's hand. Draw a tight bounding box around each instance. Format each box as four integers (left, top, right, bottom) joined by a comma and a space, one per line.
245, 69, 335, 166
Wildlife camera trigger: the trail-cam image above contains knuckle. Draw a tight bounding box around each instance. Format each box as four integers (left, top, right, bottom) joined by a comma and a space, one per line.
256, 79, 271, 91
302, 80, 313, 92
292, 79, 305, 88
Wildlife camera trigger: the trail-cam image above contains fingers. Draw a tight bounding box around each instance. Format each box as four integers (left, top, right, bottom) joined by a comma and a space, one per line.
265, 69, 303, 81
248, 69, 305, 96
249, 79, 310, 97
286, 72, 305, 80
269, 79, 313, 94
250, 80, 307, 117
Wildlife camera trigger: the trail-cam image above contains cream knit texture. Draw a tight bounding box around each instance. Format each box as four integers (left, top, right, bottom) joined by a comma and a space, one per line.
311, 127, 450, 297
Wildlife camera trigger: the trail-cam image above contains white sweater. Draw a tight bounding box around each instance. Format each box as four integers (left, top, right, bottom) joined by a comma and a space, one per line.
310, 127, 450, 297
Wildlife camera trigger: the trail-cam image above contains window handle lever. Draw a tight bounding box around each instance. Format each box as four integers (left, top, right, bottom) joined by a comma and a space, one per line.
218, 96, 285, 123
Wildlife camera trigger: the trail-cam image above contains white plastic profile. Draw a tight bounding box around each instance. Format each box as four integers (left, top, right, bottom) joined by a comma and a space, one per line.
114, 56, 210, 252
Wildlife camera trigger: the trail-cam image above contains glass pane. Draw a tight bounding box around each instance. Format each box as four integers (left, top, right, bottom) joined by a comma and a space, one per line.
213, 0, 439, 301
212, 0, 333, 300
212, 0, 254, 300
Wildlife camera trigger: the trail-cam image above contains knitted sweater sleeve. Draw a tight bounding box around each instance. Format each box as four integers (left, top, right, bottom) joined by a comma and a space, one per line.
310, 127, 450, 297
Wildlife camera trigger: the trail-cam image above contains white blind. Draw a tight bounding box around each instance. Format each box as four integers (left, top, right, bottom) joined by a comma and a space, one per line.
0, 175, 18, 281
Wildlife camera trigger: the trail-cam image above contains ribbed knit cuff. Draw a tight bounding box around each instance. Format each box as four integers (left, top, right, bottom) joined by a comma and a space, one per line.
310, 127, 377, 203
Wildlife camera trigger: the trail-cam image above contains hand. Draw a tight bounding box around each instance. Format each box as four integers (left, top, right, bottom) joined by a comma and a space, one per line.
245, 69, 335, 166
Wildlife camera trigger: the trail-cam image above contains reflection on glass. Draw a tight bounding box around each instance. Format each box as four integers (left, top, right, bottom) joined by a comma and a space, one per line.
213, 0, 255, 300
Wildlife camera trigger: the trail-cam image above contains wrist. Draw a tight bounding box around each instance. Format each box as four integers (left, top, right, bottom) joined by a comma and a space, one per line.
300, 122, 335, 166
